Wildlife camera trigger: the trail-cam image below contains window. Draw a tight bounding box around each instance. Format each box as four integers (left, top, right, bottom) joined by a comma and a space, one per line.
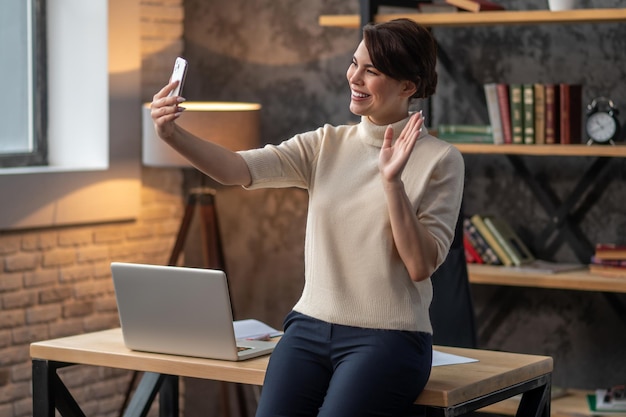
0, 0, 47, 167
0, 0, 141, 230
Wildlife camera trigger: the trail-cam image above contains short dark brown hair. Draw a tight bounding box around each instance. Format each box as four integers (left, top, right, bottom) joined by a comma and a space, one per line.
363, 18, 438, 99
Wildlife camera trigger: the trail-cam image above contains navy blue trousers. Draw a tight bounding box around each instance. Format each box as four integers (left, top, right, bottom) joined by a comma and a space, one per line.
255, 311, 432, 417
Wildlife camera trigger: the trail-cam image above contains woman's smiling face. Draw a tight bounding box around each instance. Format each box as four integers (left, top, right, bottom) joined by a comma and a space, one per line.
346, 41, 415, 126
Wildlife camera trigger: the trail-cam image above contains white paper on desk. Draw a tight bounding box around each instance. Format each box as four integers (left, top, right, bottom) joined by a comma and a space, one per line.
432, 350, 478, 367
233, 319, 283, 340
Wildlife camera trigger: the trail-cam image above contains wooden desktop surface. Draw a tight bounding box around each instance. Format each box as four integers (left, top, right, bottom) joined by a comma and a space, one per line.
31, 328, 552, 408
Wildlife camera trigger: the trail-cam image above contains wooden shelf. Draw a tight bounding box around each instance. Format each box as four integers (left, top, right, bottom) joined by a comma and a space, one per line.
452, 143, 626, 157
467, 264, 626, 293
319, 8, 626, 28
479, 389, 596, 417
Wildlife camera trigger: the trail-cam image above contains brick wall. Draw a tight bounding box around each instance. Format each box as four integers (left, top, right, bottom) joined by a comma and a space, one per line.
0, 2, 185, 416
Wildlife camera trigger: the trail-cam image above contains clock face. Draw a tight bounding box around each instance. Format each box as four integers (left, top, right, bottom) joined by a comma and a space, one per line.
586, 112, 617, 142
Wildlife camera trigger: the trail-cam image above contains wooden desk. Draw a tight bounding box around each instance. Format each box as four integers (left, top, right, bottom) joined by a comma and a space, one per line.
31, 328, 552, 417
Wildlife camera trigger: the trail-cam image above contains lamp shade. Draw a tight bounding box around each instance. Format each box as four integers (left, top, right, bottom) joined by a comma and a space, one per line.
142, 102, 261, 167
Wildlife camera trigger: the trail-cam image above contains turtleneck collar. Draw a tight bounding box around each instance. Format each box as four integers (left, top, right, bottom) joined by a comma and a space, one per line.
357, 113, 427, 148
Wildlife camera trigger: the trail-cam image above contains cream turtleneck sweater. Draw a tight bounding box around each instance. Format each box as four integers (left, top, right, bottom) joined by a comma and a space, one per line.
238, 115, 464, 332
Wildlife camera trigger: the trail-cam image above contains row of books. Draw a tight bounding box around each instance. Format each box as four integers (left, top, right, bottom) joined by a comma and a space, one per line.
463, 214, 534, 267
463, 214, 587, 273
484, 82, 583, 145
589, 243, 626, 278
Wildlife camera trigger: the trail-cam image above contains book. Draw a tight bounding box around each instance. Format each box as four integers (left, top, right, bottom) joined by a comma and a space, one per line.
589, 264, 626, 278
594, 243, 626, 260
438, 124, 494, 134
437, 125, 494, 143
470, 214, 513, 266
544, 83, 560, 144
483, 215, 535, 266
463, 218, 502, 265
533, 83, 546, 145
559, 83, 583, 144
509, 84, 524, 144
496, 83, 513, 144
444, 0, 505, 12
419, 2, 459, 13
484, 83, 504, 144
463, 234, 484, 263
522, 84, 535, 144
438, 133, 494, 143
591, 255, 626, 267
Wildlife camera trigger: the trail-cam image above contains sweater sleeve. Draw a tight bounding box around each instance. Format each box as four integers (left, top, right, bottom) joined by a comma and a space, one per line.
237, 127, 323, 190
416, 144, 465, 268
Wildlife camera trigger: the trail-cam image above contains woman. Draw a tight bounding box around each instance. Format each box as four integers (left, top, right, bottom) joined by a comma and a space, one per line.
151, 18, 464, 417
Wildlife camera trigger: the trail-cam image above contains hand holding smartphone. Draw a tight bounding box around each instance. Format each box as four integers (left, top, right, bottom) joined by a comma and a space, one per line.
167, 57, 188, 97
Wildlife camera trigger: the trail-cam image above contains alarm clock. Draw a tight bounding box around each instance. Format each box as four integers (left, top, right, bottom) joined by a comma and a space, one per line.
586, 97, 620, 145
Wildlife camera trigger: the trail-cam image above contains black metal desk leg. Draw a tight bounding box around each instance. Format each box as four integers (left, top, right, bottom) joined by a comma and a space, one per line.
32, 359, 87, 417
32, 360, 54, 417
516, 373, 551, 417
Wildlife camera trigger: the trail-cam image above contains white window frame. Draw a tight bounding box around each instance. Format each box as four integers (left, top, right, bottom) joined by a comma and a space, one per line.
0, 0, 47, 167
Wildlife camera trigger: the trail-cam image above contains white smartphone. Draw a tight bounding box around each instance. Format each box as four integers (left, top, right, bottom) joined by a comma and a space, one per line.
167, 57, 188, 97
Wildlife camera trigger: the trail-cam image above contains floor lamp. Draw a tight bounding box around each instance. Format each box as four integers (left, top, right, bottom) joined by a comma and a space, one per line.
132, 101, 261, 417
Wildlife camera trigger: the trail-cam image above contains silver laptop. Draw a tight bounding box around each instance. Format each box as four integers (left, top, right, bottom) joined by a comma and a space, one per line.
111, 262, 277, 361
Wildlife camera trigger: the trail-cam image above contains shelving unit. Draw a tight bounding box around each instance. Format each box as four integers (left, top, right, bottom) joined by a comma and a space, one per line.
319, 8, 626, 28
321, 4, 626, 416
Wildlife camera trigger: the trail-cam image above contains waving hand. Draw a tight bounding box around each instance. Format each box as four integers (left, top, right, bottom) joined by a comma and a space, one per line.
378, 112, 423, 183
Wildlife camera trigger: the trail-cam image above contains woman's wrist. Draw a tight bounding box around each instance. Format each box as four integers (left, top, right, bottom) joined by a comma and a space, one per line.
381, 179, 405, 192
